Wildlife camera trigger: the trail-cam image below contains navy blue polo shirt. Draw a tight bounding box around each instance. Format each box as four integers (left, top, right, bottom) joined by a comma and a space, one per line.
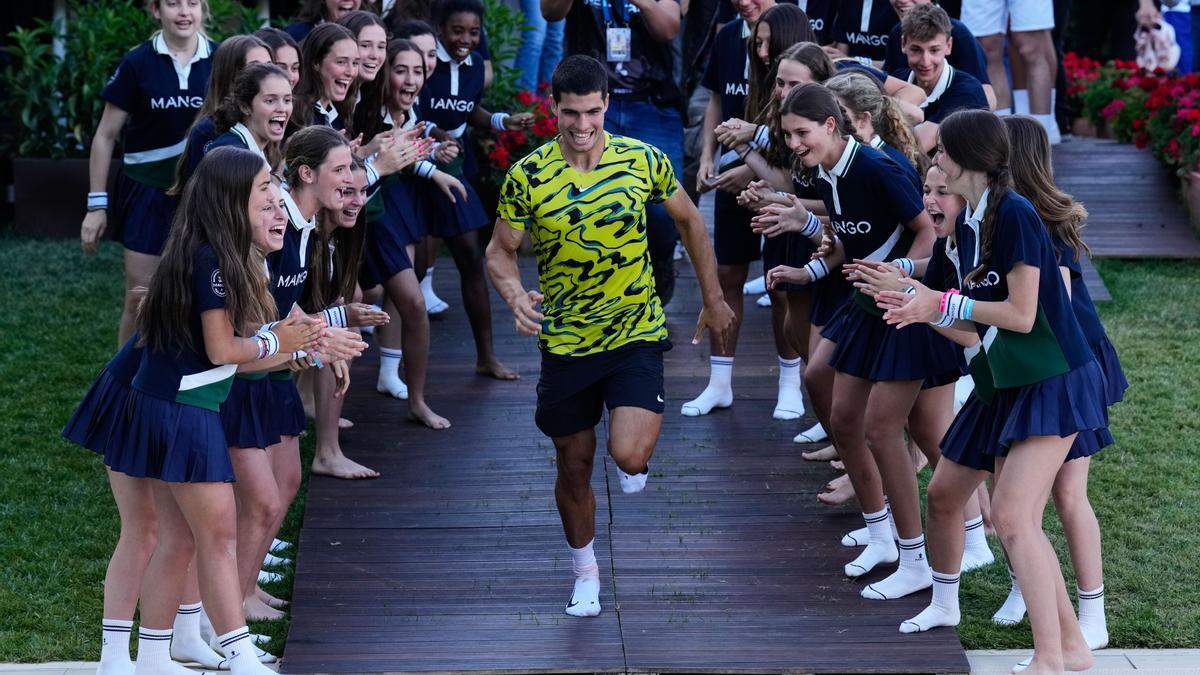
132, 243, 237, 411
267, 189, 317, 318
702, 18, 750, 124
181, 115, 217, 186
955, 190, 1096, 388
423, 42, 484, 138
905, 63, 989, 124
883, 17, 990, 82
718, 1, 827, 41
867, 136, 920, 192
102, 34, 215, 189
564, 0, 680, 96
834, 58, 889, 84
832, 0, 899, 61
816, 137, 924, 264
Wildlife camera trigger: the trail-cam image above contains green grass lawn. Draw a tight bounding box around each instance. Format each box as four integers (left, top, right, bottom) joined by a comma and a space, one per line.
0, 238, 1197, 660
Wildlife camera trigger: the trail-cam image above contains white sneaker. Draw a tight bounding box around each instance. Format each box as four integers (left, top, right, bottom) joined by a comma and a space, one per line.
743, 275, 766, 295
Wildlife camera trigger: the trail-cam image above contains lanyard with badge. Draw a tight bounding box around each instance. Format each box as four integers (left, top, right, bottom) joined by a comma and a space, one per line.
601, 0, 632, 63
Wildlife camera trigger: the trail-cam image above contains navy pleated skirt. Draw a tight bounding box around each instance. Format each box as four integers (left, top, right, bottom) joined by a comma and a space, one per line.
363, 175, 426, 286
824, 298, 962, 382
810, 276, 853, 329
941, 359, 1111, 473
1092, 335, 1128, 406
268, 374, 306, 437
425, 178, 489, 239
62, 368, 131, 455
220, 376, 282, 450
111, 173, 178, 255
106, 389, 234, 483
762, 232, 816, 293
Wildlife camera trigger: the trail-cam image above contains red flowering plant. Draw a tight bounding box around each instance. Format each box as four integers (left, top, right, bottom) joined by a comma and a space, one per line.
474, 83, 559, 193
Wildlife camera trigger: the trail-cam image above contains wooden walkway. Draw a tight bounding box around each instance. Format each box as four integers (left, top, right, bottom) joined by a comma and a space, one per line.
283, 260, 969, 674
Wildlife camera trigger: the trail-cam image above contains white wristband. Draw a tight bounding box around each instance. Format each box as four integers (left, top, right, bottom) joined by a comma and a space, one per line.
893, 258, 915, 276
322, 306, 348, 329
87, 192, 108, 211
802, 258, 829, 281
800, 211, 822, 238
491, 112, 510, 131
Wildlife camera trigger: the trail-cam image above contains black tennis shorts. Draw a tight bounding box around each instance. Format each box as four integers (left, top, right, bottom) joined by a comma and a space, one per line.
534, 341, 667, 438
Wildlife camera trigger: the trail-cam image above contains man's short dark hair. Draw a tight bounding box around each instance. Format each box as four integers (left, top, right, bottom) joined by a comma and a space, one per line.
551, 55, 609, 102
902, 3, 953, 42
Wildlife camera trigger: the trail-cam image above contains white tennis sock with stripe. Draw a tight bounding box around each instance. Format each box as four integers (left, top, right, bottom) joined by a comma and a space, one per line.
565, 540, 601, 617
773, 356, 805, 420
421, 267, 449, 314
1078, 585, 1109, 649
376, 346, 408, 399
216, 627, 274, 674
844, 507, 898, 577
681, 356, 734, 416
170, 603, 222, 668
99, 619, 134, 675
992, 566, 1027, 625
862, 534, 932, 599
842, 498, 897, 546
900, 571, 961, 633
961, 515, 995, 572
133, 628, 191, 675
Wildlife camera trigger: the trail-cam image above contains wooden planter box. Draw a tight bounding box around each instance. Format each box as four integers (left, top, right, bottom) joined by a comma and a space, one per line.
12, 156, 121, 238
1182, 171, 1200, 237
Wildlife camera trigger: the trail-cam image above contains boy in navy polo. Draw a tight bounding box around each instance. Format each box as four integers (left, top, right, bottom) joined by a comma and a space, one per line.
882, 0, 995, 109
900, 4, 988, 148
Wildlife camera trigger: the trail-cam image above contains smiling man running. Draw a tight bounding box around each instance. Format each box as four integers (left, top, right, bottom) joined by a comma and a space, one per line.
486, 54, 734, 618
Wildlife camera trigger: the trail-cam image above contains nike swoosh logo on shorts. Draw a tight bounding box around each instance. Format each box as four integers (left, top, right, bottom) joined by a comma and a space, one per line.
657, 395, 664, 403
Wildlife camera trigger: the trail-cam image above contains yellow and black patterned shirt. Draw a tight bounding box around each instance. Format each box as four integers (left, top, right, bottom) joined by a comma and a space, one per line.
497, 132, 677, 356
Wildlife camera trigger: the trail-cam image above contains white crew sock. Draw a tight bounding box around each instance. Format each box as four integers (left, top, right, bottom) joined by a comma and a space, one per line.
566, 540, 601, 617
992, 566, 1027, 625
197, 606, 215, 644
215, 628, 275, 674
842, 498, 898, 546
1035, 112, 1062, 144
616, 464, 649, 494
263, 551, 289, 566
1078, 585, 1109, 650
376, 346, 408, 399
900, 571, 961, 633
794, 421, 828, 443
170, 603, 223, 668
681, 356, 734, 416
1013, 89, 1030, 115
961, 515, 995, 572
743, 275, 766, 294
133, 628, 192, 675
773, 356, 806, 420
844, 507, 898, 577
862, 534, 933, 599
756, 293, 772, 307
99, 619, 134, 675
421, 267, 449, 314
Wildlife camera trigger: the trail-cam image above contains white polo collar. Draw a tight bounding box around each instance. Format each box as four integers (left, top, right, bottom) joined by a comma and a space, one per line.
962, 186, 990, 267
281, 187, 317, 232
909, 62, 955, 108
153, 33, 211, 89
315, 100, 339, 127
436, 40, 473, 66
230, 123, 266, 159
869, 135, 885, 150
819, 135, 861, 182
741, 18, 751, 38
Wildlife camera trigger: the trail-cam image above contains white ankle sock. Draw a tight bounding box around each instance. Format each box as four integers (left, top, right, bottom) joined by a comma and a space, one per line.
844, 508, 898, 577
216, 627, 273, 674
1013, 89, 1030, 115
1034, 113, 1063, 143
616, 464, 649, 494
566, 540, 602, 617
1078, 585, 1109, 650
862, 534, 932, 599
99, 619, 134, 675
842, 498, 897, 546
376, 346, 408, 399
134, 628, 191, 675
197, 606, 215, 644
421, 267, 449, 313
170, 603, 223, 668
992, 567, 1027, 625
794, 421, 828, 443
961, 515, 995, 572
900, 571, 961, 633
743, 276, 766, 294
773, 356, 805, 420
681, 356, 734, 416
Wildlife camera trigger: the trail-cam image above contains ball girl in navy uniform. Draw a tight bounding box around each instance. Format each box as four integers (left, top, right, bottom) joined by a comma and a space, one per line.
877, 110, 1108, 675
423, 0, 533, 380
207, 63, 294, 169
254, 27, 302, 90
289, 23, 360, 132
115, 146, 320, 675
360, 39, 459, 427
176, 35, 272, 185
305, 159, 391, 478
285, 0, 373, 43
763, 83, 959, 602
990, 115, 1124, 651
81, 0, 215, 345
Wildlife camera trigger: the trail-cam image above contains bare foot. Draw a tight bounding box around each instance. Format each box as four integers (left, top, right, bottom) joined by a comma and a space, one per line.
312, 451, 380, 479
830, 460, 845, 471
476, 357, 519, 380
338, 417, 354, 429
1062, 630, 1096, 671
244, 595, 285, 621
802, 445, 838, 461
409, 402, 451, 430
817, 473, 856, 505
256, 586, 289, 609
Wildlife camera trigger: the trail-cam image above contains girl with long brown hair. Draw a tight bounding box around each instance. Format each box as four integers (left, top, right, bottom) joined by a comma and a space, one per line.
208, 63, 293, 172
877, 109, 1109, 674
289, 23, 361, 132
